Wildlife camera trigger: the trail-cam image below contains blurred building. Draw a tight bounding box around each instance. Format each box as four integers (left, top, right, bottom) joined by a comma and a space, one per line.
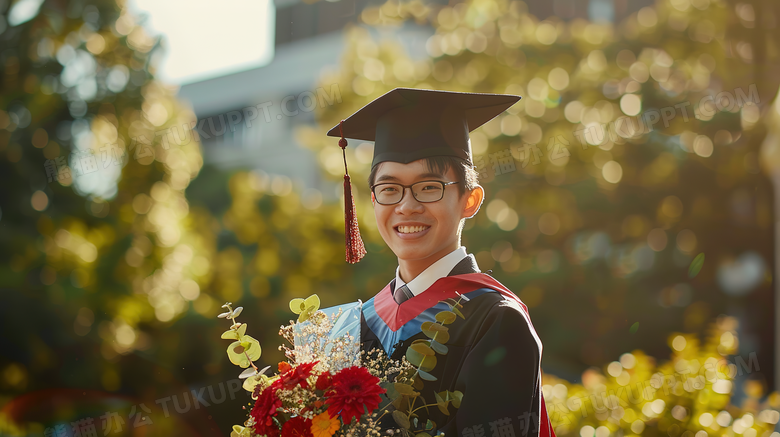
176, 0, 656, 201
176, 0, 433, 202
529, 0, 654, 23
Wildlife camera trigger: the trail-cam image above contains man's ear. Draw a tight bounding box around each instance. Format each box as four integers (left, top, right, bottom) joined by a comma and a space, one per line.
463, 185, 484, 219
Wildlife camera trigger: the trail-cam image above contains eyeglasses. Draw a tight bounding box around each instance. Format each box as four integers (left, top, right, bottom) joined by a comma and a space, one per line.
370, 180, 459, 205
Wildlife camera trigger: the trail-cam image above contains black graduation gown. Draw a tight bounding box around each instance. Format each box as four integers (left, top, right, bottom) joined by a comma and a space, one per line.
359, 255, 553, 437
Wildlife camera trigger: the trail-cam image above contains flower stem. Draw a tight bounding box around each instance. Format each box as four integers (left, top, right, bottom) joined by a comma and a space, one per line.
409, 402, 440, 416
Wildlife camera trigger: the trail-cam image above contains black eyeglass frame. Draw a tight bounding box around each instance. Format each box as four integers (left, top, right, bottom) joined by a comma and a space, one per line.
369, 180, 460, 205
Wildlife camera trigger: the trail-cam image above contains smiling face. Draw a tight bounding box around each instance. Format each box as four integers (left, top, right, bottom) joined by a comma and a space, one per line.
371, 159, 484, 274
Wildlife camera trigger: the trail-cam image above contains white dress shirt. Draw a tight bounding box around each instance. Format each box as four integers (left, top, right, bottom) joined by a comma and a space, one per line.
393, 246, 468, 297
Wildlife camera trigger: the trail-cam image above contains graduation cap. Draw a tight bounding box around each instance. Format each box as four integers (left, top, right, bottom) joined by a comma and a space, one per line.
327, 87, 521, 264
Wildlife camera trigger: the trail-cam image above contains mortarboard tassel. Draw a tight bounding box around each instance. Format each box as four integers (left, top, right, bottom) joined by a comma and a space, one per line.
338, 120, 367, 264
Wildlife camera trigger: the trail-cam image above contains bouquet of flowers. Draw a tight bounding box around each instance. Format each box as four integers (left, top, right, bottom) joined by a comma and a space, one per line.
218, 294, 469, 437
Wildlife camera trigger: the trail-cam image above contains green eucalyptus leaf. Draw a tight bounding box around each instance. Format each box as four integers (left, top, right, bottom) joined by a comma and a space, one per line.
227, 341, 250, 368
432, 331, 450, 344
418, 355, 437, 372
242, 375, 261, 392
394, 383, 419, 396
289, 298, 305, 314
417, 369, 437, 381
221, 330, 239, 340
435, 391, 450, 415
451, 306, 465, 319
242, 335, 262, 361
435, 392, 445, 404
392, 410, 411, 430
392, 395, 406, 411
297, 310, 312, 323
304, 294, 321, 312
435, 311, 457, 325
410, 342, 435, 356
426, 420, 435, 431
422, 323, 450, 344
450, 391, 463, 408
422, 323, 447, 333
430, 342, 448, 355
406, 347, 424, 367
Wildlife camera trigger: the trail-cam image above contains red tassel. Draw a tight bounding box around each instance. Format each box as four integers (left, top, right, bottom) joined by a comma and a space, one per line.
339, 121, 367, 264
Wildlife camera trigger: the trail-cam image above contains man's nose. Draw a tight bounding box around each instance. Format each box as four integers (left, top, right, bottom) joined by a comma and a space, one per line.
396, 187, 424, 213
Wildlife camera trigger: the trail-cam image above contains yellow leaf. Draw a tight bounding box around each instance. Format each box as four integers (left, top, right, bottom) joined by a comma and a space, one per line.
435, 311, 457, 325
243, 376, 261, 393
394, 382, 419, 396
304, 294, 321, 312
422, 323, 450, 344
289, 294, 320, 317
410, 342, 435, 356
451, 391, 463, 408
418, 355, 437, 372
242, 335, 262, 361
221, 330, 239, 340
298, 309, 313, 323
289, 298, 305, 314
227, 341, 250, 367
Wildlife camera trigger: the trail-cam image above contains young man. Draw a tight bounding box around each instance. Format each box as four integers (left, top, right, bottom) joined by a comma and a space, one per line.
327, 88, 554, 437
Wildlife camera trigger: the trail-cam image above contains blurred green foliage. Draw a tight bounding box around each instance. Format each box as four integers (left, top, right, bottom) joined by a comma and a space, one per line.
542, 316, 780, 437
301, 0, 780, 378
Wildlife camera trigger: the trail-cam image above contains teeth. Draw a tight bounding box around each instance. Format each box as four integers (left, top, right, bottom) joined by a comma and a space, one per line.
397, 225, 429, 234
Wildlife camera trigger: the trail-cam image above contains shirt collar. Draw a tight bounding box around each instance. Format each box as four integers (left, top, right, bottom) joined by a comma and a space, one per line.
394, 246, 468, 297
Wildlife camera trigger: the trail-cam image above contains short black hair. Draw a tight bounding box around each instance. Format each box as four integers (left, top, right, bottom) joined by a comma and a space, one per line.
367, 155, 480, 198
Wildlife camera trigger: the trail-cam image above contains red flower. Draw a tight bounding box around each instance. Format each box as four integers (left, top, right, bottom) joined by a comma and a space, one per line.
279, 362, 292, 373
263, 425, 281, 437
315, 372, 332, 391
326, 366, 386, 424
281, 416, 313, 437
251, 379, 283, 437
280, 361, 318, 390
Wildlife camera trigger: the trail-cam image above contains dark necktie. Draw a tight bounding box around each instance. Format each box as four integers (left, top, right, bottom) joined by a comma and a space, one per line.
393, 283, 414, 304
